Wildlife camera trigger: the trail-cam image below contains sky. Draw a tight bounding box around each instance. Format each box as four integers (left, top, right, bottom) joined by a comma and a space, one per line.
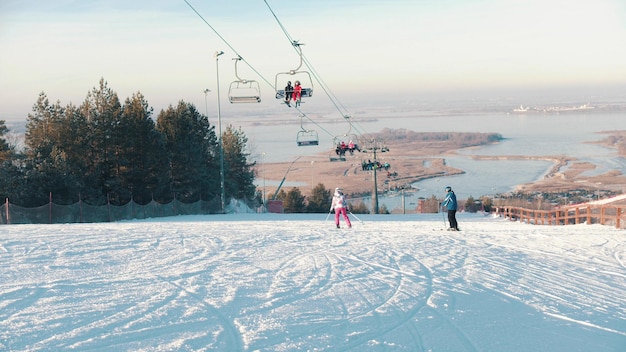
1, 212, 625, 351
1, 0, 626, 123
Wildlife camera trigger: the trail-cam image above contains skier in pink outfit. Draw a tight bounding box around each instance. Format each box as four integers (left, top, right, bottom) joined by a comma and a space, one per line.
330, 188, 352, 228
292, 81, 303, 107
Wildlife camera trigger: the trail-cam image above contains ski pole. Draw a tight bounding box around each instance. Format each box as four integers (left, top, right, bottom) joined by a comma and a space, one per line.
325, 210, 333, 221
349, 211, 363, 223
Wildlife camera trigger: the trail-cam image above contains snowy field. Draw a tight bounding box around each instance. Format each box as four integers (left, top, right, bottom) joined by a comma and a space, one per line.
1, 213, 625, 351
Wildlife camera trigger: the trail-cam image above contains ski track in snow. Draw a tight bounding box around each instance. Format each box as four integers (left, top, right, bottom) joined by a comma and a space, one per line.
1, 214, 625, 351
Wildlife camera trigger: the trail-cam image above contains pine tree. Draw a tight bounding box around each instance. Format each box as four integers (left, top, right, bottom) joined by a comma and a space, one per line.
221, 125, 256, 200
306, 183, 331, 213
22, 93, 81, 205
57, 103, 96, 202
0, 119, 11, 162
156, 101, 219, 203
25, 92, 65, 164
481, 196, 493, 213
80, 78, 124, 205
465, 196, 481, 213
0, 119, 19, 205
349, 201, 370, 214
275, 189, 287, 202
415, 195, 440, 213
119, 92, 169, 204
282, 187, 306, 213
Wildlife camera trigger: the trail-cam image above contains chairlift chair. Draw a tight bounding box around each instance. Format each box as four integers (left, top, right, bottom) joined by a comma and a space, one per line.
340, 133, 361, 155
296, 129, 319, 146
360, 138, 389, 154
329, 152, 346, 162
274, 41, 314, 102
331, 129, 361, 155
275, 74, 314, 99
329, 136, 349, 162
228, 57, 261, 103
228, 80, 261, 103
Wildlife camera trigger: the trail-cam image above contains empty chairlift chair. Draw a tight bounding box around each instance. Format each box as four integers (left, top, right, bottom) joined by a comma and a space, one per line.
228, 80, 261, 103
228, 56, 261, 104
296, 129, 319, 146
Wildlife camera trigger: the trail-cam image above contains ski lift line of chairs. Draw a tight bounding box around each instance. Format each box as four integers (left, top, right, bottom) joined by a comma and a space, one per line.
228, 57, 261, 104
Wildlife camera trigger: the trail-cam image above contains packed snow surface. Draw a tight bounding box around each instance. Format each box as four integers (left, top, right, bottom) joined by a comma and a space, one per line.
1, 213, 625, 351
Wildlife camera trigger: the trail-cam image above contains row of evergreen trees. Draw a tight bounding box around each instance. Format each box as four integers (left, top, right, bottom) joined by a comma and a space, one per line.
0, 79, 256, 207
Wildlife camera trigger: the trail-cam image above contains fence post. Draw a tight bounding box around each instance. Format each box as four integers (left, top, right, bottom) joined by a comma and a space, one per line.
79, 193, 83, 223
107, 193, 112, 222
616, 207, 621, 229
49, 192, 52, 224
600, 206, 605, 225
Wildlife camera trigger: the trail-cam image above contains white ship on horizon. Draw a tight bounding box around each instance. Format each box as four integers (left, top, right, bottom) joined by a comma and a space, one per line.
512, 104, 529, 112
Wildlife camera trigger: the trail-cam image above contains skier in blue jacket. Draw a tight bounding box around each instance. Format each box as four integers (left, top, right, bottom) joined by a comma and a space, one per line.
442, 186, 459, 231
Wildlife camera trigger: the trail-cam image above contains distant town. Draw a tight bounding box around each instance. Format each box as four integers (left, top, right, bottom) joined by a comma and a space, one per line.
512, 103, 626, 114
512, 103, 596, 113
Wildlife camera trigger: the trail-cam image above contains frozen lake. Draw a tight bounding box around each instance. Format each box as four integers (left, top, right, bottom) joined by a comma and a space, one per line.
242, 109, 626, 203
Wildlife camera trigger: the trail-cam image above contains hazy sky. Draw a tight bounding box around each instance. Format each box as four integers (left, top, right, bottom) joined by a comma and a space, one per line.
1, 0, 625, 122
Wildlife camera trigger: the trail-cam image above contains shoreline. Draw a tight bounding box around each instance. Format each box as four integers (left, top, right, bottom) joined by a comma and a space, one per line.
257, 131, 626, 199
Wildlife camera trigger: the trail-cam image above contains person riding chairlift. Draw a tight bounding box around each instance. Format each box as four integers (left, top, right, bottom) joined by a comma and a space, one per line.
292, 81, 302, 107
284, 81, 293, 106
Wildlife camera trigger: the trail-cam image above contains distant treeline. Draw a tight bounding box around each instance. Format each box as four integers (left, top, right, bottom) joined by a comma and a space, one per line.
368, 128, 503, 148
0, 78, 257, 207
596, 131, 626, 156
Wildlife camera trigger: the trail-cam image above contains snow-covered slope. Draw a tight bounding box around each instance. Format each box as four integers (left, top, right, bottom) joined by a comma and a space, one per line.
1, 213, 625, 351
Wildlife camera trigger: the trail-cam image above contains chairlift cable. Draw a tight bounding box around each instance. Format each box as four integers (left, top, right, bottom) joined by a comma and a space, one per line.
293, 105, 334, 137
263, 0, 299, 50
263, 0, 370, 139
299, 54, 371, 137
185, 0, 373, 147
183, 0, 274, 90
183, 0, 334, 139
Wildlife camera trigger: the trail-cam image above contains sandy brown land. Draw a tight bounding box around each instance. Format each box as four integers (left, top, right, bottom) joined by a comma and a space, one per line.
516, 130, 626, 193
258, 130, 626, 199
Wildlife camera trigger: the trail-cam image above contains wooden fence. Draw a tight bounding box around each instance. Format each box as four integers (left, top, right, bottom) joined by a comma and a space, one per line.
493, 204, 626, 229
